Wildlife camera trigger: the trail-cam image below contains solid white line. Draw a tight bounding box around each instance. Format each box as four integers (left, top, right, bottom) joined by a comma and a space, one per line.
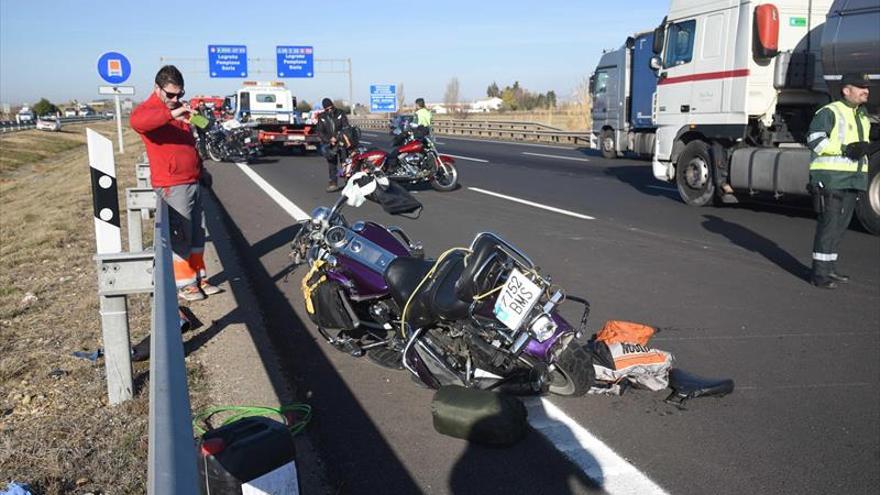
525, 398, 669, 494
522, 152, 590, 162
444, 153, 489, 163
360, 140, 373, 144
646, 185, 677, 192
468, 187, 595, 220
234, 162, 310, 221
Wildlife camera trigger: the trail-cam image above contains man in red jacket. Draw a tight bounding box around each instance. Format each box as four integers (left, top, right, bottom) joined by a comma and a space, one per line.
131, 65, 221, 301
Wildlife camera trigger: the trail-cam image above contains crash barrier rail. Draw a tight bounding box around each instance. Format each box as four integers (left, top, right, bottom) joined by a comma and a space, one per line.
349, 117, 592, 146
90, 146, 199, 492
0, 114, 112, 133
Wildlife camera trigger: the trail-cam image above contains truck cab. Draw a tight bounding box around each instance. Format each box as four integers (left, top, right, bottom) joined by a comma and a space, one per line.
591, 31, 658, 159
234, 81, 298, 125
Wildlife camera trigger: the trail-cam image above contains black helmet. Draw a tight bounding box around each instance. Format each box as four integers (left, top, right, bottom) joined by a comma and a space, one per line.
322, 98, 334, 109
840, 73, 869, 89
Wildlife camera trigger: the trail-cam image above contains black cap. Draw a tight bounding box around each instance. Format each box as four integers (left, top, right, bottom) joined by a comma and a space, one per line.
840, 73, 870, 88
322, 98, 334, 109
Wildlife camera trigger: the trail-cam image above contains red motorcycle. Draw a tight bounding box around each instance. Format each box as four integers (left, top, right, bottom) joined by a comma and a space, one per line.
341, 128, 459, 192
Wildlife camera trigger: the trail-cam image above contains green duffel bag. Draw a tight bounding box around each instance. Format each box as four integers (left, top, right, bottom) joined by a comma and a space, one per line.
431, 385, 529, 446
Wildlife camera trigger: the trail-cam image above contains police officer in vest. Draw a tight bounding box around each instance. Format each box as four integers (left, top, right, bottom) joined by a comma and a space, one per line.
807, 73, 872, 289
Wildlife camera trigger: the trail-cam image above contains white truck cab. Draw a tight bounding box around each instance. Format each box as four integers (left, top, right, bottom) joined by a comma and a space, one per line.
234, 81, 298, 124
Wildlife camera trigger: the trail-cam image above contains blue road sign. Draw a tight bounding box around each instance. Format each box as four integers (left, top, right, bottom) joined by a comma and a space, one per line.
370, 84, 398, 113
276, 46, 314, 78
97, 52, 131, 84
208, 45, 247, 78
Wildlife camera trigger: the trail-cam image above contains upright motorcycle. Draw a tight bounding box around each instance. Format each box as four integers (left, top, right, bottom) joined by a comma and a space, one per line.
341, 126, 459, 192
290, 175, 594, 395
198, 119, 262, 163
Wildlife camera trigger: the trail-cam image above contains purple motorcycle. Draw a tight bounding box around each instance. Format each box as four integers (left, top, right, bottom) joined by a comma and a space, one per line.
290, 176, 595, 395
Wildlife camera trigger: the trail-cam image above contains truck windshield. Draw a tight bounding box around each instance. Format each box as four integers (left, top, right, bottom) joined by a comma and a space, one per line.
256, 94, 277, 103
594, 71, 610, 95
663, 20, 696, 68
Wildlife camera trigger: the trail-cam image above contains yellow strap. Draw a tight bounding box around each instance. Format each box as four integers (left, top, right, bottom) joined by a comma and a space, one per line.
301, 260, 326, 315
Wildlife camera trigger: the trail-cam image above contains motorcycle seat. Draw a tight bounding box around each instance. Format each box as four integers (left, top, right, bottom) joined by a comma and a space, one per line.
384, 256, 434, 308
386, 252, 471, 328
666, 368, 735, 406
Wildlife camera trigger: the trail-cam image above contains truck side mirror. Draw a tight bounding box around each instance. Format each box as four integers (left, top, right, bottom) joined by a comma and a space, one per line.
652, 17, 666, 54
650, 56, 662, 70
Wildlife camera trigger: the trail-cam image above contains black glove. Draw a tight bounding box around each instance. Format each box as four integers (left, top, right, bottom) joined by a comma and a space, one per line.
199, 169, 213, 189
844, 142, 870, 161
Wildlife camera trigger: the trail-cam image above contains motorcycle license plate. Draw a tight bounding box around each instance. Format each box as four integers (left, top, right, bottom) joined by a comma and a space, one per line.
287, 135, 304, 141
493, 269, 541, 331
244, 137, 252, 143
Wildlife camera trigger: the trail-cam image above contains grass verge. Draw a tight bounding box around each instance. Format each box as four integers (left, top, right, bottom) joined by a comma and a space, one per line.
0, 121, 210, 494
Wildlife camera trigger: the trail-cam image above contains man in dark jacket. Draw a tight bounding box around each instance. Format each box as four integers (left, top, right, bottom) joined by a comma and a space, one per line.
130, 65, 221, 301
316, 98, 350, 192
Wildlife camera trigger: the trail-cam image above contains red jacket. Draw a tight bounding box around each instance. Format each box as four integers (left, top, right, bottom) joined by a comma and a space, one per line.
130, 92, 202, 187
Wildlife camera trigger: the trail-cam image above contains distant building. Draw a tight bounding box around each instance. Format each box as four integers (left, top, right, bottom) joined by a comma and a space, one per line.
468, 97, 503, 112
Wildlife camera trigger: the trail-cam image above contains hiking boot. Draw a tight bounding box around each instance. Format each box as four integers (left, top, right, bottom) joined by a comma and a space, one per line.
199, 280, 223, 295
178, 284, 206, 302
326, 181, 341, 193
811, 278, 838, 290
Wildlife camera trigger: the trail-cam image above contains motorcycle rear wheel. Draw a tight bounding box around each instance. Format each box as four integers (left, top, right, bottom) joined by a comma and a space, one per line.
431, 159, 458, 191
548, 344, 594, 396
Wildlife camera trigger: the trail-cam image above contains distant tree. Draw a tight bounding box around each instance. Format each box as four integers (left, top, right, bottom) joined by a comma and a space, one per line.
397, 82, 405, 110
444, 77, 460, 110
546, 90, 557, 108
500, 87, 518, 111
32, 98, 58, 116
486, 82, 500, 98
296, 99, 312, 112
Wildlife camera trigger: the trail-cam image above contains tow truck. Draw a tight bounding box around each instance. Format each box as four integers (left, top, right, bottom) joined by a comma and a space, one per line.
223, 81, 320, 153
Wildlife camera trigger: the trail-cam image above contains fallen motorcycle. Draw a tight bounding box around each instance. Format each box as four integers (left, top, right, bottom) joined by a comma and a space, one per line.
290, 174, 594, 395
199, 119, 262, 163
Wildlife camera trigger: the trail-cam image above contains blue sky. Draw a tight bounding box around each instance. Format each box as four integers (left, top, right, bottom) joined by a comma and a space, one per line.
0, 0, 667, 107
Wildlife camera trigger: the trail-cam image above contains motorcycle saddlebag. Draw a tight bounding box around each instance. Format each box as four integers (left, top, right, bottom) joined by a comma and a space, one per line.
301, 268, 357, 331
431, 385, 528, 447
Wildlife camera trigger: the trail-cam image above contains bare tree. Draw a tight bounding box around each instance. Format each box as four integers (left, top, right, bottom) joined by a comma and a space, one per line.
573, 76, 592, 130
397, 82, 405, 111
444, 77, 460, 112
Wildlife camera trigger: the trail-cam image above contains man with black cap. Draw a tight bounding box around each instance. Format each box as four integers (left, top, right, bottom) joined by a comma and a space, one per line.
316, 98, 350, 192
806, 73, 873, 289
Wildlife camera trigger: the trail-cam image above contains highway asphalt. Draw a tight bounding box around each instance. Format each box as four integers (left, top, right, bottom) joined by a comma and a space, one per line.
206, 130, 879, 495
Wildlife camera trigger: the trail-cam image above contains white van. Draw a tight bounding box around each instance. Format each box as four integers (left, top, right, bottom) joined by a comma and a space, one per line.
234, 81, 297, 124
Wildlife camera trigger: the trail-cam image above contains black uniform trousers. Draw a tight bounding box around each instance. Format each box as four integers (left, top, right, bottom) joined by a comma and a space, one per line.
811, 188, 857, 281
321, 144, 342, 182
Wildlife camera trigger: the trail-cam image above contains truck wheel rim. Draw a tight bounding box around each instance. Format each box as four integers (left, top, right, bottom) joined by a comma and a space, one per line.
685, 157, 709, 189
870, 173, 880, 217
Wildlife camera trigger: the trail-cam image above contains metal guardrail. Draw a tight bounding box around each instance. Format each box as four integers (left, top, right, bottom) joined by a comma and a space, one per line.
147, 197, 200, 494
0, 115, 113, 133
349, 117, 592, 146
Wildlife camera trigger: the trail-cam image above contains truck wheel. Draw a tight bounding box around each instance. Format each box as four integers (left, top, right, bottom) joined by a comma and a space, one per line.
676, 140, 716, 206
855, 152, 880, 235
601, 129, 616, 159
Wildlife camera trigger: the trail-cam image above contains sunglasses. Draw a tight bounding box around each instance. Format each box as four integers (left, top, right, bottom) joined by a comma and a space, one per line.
162, 88, 185, 100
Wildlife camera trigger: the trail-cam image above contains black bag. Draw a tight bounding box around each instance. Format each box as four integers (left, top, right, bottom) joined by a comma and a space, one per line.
431, 385, 528, 446
368, 180, 422, 215
302, 267, 357, 331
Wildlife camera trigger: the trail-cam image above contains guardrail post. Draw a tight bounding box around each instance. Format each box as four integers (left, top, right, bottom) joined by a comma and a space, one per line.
126, 188, 157, 252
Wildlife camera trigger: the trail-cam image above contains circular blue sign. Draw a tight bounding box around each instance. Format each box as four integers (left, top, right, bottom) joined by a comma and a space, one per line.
97, 52, 131, 84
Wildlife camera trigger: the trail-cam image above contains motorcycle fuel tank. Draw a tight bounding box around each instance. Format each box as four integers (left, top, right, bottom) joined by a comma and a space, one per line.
397, 140, 424, 154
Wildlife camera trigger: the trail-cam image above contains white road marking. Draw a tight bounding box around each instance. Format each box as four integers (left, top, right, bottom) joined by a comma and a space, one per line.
435, 141, 446, 145
234, 162, 310, 221
522, 152, 590, 162
468, 187, 595, 220
526, 398, 668, 494
360, 132, 380, 137
360, 140, 372, 144
646, 185, 677, 192
444, 153, 489, 163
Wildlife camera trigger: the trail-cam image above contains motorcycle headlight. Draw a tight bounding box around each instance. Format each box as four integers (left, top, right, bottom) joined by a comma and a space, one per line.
529, 314, 557, 342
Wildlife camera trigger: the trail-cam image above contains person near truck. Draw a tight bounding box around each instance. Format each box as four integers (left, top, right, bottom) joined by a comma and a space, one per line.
130, 65, 221, 301
316, 98, 351, 192
806, 73, 872, 289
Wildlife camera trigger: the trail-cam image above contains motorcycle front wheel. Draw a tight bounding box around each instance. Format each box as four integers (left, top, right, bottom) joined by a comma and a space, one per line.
206, 142, 224, 162
548, 344, 594, 396
430, 158, 458, 192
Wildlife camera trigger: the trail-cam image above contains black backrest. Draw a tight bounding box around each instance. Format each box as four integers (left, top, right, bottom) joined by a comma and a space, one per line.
455, 234, 508, 302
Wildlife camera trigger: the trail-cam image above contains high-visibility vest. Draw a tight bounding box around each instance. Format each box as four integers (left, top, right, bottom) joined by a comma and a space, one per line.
416, 108, 432, 127
809, 100, 871, 173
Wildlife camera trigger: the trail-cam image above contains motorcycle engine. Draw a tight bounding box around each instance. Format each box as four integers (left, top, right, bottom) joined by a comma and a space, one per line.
401, 153, 432, 178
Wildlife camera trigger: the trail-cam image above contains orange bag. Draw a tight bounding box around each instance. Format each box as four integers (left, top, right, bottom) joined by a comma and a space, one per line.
595, 320, 655, 346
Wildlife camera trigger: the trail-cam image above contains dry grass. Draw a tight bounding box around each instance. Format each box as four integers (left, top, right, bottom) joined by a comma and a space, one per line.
0, 121, 209, 494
